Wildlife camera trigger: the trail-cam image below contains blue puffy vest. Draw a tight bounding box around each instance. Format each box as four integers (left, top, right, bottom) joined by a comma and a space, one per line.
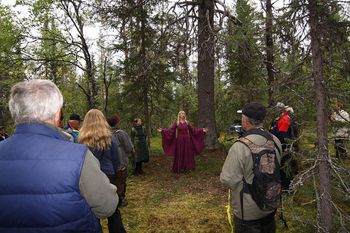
0, 123, 101, 233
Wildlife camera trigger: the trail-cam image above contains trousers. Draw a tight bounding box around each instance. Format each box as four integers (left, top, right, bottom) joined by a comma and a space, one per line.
234, 212, 276, 233
107, 174, 127, 233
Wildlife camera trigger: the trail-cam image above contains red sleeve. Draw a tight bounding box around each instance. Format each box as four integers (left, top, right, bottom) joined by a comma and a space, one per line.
160, 123, 177, 156
188, 123, 206, 155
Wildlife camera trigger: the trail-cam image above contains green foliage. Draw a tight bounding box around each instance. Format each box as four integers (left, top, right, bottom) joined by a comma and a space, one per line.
225, 0, 266, 103
0, 5, 24, 127
1, 0, 349, 231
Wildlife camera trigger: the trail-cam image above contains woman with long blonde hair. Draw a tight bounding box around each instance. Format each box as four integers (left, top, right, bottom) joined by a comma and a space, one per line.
158, 111, 208, 173
79, 109, 126, 233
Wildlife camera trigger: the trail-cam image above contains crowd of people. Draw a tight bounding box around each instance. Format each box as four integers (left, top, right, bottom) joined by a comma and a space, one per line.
0, 79, 151, 233
0, 79, 348, 233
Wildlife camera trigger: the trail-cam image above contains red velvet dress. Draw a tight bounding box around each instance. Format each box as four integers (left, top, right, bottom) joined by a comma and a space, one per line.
161, 122, 205, 173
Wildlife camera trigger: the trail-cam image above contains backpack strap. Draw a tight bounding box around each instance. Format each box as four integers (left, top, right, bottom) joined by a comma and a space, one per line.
236, 128, 281, 221
336, 110, 350, 123
241, 128, 282, 157
241, 128, 273, 141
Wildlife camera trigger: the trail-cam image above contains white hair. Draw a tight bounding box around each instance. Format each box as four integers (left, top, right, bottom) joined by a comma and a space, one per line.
9, 79, 64, 124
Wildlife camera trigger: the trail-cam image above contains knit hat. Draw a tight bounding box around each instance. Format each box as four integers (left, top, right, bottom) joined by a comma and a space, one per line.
242, 102, 266, 121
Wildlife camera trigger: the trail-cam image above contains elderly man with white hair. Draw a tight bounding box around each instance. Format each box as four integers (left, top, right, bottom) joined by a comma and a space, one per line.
0, 79, 118, 233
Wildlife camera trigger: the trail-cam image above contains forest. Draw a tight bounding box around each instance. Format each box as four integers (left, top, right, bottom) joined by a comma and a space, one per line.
0, 0, 350, 232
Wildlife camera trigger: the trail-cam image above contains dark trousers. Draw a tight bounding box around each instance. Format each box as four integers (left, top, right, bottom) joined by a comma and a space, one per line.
108, 208, 126, 233
134, 162, 144, 175
335, 139, 347, 159
107, 175, 126, 233
116, 168, 128, 200
234, 212, 276, 233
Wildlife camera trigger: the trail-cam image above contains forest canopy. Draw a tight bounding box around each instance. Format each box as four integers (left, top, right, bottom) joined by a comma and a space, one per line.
0, 1, 350, 231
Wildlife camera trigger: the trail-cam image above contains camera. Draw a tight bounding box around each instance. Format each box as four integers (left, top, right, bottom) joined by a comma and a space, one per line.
229, 124, 244, 135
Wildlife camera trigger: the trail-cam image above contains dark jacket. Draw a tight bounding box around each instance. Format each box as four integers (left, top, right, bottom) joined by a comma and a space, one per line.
92, 135, 120, 175
131, 125, 149, 163
0, 123, 101, 233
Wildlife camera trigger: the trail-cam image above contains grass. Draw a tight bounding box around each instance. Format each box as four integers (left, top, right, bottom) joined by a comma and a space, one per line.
101, 135, 350, 233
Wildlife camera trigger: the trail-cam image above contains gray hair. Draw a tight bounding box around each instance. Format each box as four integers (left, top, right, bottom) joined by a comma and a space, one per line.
245, 115, 264, 127
9, 79, 64, 124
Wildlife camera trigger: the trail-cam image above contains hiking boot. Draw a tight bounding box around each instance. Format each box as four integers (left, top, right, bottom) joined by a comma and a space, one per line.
133, 171, 139, 176
119, 200, 128, 207
138, 169, 145, 175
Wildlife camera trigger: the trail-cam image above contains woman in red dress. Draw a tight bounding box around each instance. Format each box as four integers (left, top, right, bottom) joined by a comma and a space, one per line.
158, 111, 208, 173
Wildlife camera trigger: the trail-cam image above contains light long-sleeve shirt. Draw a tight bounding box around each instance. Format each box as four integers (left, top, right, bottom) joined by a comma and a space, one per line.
79, 150, 119, 218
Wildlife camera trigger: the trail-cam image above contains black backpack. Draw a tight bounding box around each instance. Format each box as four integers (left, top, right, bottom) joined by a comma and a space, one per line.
238, 128, 282, 218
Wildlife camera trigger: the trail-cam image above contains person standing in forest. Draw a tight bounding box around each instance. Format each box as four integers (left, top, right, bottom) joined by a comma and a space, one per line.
58, 110, 74, 142
0, 80, 118, 233
220, 102, 282, 233
271, 102, 293, 151
65, 113, 81, 143
157, 111, 208, 173
108, 114, 135, 207
79, 109, 126, 233
130, 118, 149, 175
330, 103, 350, 159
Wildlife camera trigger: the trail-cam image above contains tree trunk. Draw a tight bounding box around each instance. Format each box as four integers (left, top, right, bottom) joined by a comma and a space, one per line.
308, 0, 332, 232
198, 0, 218, 149
63, 0, 98, 109
102, 56, 110, 115
139, 6, 151, 146
265, 0, 275, 106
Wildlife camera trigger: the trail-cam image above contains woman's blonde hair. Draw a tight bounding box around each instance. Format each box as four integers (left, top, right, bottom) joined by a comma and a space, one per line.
78, 109, 112, 151
177, 110, 187, 125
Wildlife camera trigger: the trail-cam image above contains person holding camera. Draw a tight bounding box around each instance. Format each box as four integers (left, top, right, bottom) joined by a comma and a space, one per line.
220, 102, 282, 233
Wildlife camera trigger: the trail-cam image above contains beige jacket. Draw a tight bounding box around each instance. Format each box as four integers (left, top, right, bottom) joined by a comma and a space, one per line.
333, 110, 350, 139
220, 130, 282, 221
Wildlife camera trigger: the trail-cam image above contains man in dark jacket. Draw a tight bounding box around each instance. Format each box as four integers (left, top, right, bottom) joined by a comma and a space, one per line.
0, 79, 118, 233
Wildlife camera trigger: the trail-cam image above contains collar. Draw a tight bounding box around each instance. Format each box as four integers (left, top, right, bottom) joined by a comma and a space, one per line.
15, 122, 69, 141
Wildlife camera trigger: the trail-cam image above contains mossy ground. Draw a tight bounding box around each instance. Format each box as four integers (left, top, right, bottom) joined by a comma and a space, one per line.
101, 134, 350, 233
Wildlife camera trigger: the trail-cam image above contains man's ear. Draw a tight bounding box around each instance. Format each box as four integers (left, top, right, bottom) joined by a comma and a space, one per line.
53, 108, 62, 127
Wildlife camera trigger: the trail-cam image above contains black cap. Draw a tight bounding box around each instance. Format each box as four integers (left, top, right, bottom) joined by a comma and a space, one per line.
242, 102, 266, 121
69, 113, 81, 121
0, 125, 4, 129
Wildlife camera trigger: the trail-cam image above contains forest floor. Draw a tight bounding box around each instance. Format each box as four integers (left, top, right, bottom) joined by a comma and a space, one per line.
102, 148, 230, 233
101, 135, 350, 233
